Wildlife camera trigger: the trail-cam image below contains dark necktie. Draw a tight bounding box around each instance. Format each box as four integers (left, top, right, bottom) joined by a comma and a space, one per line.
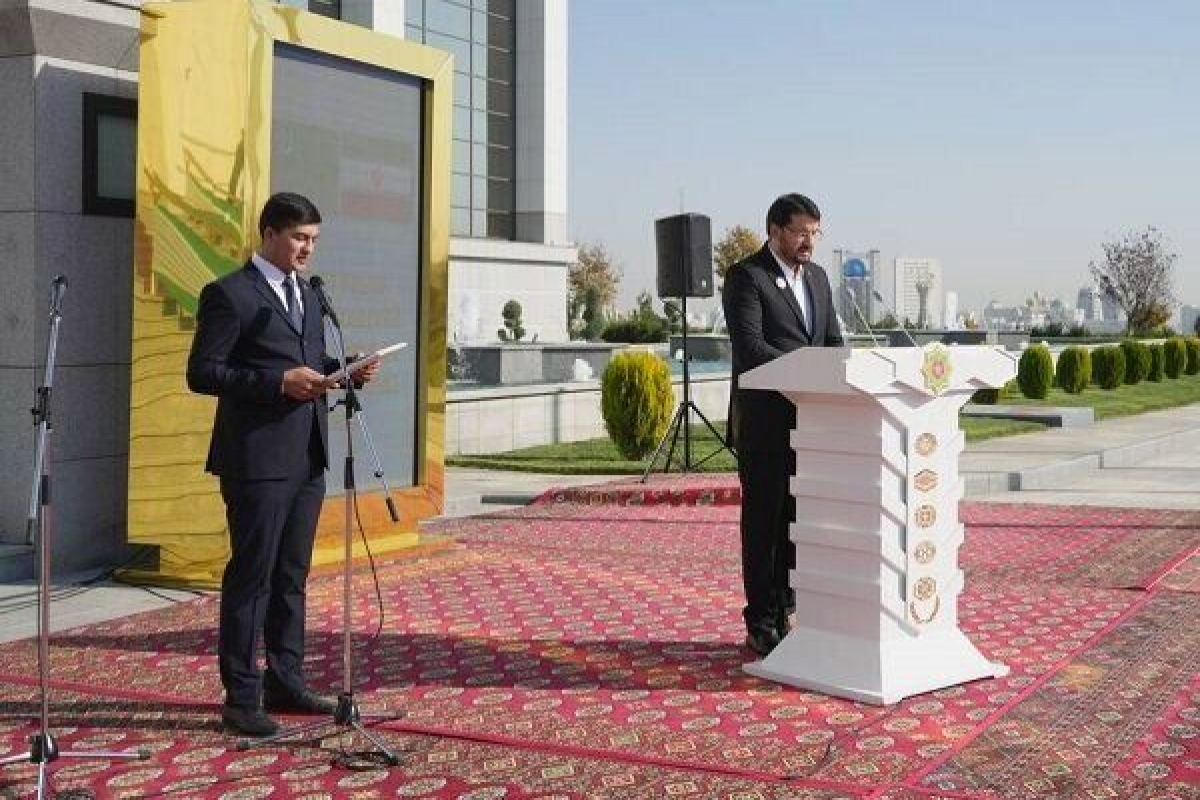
284, 274, 303, 331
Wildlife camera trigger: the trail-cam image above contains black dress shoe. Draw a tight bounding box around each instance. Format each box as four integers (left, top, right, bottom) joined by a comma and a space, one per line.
222, 704, 279, 737
262, 687, 337, 715
744, 627, 782, 657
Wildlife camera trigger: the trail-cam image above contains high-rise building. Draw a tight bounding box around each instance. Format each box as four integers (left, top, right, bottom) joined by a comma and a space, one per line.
943, 290, 959, 329
1076, 286, 1103, 321
832, 249, 879, 331
400, 0, 575, 343
893, 258, 943, 329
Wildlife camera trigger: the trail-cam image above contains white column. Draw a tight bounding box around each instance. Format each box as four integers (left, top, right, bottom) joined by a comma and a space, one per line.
514, 0, 568, 244
340, 0, 406, 37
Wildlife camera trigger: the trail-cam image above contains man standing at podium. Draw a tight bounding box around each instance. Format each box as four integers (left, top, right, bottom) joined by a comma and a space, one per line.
722, 193, 844, 657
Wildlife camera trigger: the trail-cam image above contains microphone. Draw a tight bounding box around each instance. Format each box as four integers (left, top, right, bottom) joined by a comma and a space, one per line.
306, 275, 340, 327
872, 290, 920, 347
50, 275, 68, 316
841, 285, 880, 347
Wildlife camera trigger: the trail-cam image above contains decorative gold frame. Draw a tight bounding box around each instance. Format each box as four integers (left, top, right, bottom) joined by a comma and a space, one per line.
126, 0, 451, 587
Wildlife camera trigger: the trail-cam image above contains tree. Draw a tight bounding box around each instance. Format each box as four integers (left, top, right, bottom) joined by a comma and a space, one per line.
713, 225, 763, 282
1090, 227, 1177, 335
1194, 315, 1200, 336
581, 285, 606, 341
569, 242, 620, 314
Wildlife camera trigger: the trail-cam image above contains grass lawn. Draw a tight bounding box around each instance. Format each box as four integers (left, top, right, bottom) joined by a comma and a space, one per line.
447, 416, 1045, 475
1002, 372, 1200, 419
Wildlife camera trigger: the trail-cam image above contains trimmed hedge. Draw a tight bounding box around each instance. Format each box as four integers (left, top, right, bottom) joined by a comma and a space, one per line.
1185, 337, 1200, 376
1119, 340, 1151, 384
601, 318, 668, 343
601, 351, 674, 460
1164, 337, 1188, 379
1090, 345, 1126, 390
1017, 344, 1054, 399
1147, 343, 1165, 382
1054, 346, 1091, 394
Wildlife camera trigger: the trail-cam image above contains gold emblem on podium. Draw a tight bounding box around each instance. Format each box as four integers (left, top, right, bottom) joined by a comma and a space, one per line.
914, 540, 937, 564
908, 576, 941, 624
914, 433, 937, 456
915, 504, 937, 528
914, 469, 938, 492
921, 345, 953, 395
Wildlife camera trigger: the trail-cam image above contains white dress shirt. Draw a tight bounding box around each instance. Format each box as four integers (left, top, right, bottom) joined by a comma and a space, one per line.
767, 246, 811, 330
251, 252, 303, 317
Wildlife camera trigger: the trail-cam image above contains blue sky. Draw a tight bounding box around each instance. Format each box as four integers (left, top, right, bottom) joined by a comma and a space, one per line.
568, 1, 1199, 317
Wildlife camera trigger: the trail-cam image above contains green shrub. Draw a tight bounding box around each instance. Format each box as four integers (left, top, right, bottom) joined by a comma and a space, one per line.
1055, 346, 1091, 394
1163, 337, 1188, 378
1147, 344, 1165, 382
1119, 340, 1150, 384
1090, 345, 1125, 390
1000, 378, 1020, 399
1185, 338, 1200, 376
497, 299, 525, 342
1017, 344, 1054, 399
600, 317, 667, 344
971, 387, 1000, 404
601, 351, 674, 460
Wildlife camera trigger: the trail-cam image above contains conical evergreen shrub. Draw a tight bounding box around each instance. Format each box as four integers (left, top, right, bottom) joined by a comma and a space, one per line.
601, 351, 674, 460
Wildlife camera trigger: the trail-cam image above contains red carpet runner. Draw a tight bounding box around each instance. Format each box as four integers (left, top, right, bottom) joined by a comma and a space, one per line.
1, 474, 1196, 798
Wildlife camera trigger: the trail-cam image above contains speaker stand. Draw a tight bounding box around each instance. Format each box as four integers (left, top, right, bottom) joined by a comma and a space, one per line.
642, 293, 734, 481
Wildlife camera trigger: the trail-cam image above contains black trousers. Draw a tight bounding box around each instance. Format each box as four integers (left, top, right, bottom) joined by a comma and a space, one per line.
736, 449, 796, 634
218, 463, 325, 708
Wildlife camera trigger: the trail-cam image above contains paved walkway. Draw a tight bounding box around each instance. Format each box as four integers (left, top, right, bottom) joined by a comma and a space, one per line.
2, 402, 1198, 642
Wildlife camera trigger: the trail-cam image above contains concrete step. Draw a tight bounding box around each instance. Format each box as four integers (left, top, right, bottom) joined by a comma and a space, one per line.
0, 544, 34, 582
963, 421, 1200, 496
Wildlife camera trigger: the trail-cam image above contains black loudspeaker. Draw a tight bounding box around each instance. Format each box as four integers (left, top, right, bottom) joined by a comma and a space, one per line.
655, 213, 714, 298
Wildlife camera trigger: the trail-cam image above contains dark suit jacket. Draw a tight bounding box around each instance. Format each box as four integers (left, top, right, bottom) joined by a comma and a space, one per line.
187, 262, 336, 479
722, 245, 844, 453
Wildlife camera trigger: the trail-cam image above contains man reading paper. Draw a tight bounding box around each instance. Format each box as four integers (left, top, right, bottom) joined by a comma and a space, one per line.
187, 192, 379, 736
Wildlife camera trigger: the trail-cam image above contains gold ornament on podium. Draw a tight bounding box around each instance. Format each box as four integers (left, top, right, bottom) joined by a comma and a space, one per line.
914, 469, 938, 492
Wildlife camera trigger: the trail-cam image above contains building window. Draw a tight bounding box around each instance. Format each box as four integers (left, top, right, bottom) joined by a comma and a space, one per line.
307, 0, 341, 18
408, 0, 515, 239
82, 93, 137, 217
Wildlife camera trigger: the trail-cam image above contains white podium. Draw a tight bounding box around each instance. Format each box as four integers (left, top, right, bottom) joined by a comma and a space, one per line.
739, 344, 1017, 705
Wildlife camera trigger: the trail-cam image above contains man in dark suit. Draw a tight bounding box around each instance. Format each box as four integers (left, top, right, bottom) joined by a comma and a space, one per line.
722, 193, 844, 657
187, 192, 378, 736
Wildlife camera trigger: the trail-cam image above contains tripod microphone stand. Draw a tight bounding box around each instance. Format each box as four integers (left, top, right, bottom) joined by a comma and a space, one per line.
0, 277, 146, 798
641, 292, 734, 481
239, 277, 400, 766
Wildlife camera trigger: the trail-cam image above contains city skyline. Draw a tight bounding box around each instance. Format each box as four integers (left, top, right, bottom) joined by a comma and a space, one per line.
568, 1, 1198, 317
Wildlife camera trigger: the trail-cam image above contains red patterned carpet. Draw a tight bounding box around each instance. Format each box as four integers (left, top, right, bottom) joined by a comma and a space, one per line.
2, 475, 1197, 798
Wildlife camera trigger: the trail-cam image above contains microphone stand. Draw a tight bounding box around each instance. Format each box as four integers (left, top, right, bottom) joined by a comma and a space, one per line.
0, 277, 146, 798
872, 290, 921, 347
239, 278, 400, 766
842, 285, 881, 347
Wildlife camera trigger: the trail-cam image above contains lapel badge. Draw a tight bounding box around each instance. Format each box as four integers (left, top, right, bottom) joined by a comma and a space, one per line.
775, 277, 787, 290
